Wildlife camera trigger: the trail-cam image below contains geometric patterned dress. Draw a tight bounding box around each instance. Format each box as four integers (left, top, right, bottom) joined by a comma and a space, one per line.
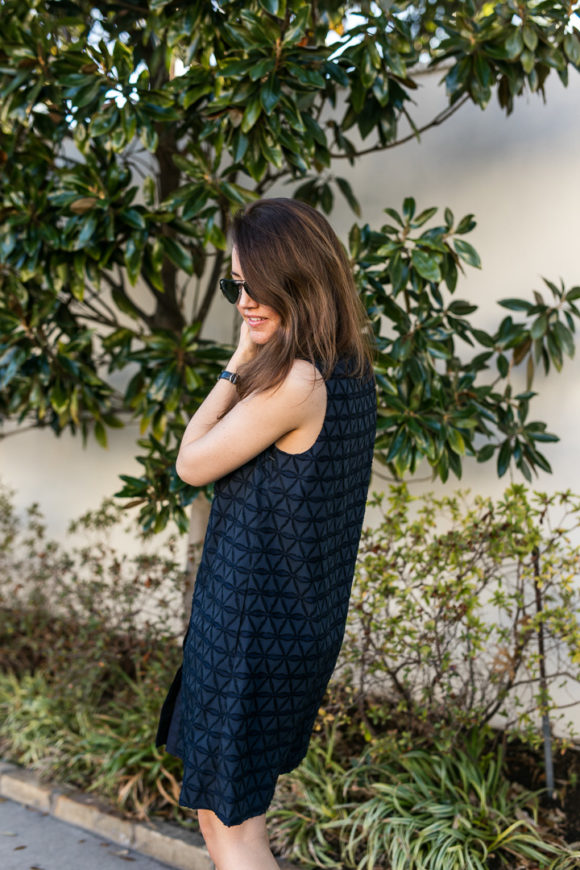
155, 360, 376, 826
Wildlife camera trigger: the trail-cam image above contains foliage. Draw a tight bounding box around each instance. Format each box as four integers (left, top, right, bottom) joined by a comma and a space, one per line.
0, 480, 192, 820
269, 726, 580, 869
1, 483, 580, 861
340, 483, 580, 745
0, 479, 186, 700
1, 1, 580, 530
0, 664, 194, 824
356, 218, 580, 483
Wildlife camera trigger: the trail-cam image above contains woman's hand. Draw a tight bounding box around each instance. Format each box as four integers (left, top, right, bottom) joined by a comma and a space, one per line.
228, 320, 258, 370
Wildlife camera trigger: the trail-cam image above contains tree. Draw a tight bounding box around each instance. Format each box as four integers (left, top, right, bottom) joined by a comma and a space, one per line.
1, 0, 579, 534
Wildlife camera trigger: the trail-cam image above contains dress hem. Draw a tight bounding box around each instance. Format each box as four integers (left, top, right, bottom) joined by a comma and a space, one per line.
161, 743, 307, 828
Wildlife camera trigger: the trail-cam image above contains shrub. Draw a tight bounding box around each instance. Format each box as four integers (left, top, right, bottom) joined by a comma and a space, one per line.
0, 479, 192, 821
269, 726, 580, 869
339, 484, 580, 747
0, 482, 185, 703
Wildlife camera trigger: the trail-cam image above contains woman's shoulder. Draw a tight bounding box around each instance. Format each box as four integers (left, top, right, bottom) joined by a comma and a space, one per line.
288, 358, 324, 383
277, 359, 326, 406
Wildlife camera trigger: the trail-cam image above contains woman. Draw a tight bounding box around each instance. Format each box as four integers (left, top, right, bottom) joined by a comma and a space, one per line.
156, 198, 376, 870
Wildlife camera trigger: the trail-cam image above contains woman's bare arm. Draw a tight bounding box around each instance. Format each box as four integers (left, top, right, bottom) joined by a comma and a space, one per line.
175, 321, 325, 486
176, 360, 324, 487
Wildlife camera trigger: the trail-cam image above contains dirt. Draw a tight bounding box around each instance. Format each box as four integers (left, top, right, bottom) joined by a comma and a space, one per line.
503, 736, 580, 847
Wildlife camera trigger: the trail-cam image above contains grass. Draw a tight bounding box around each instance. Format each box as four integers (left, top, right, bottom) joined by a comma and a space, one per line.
0, 659, 195, 826
268, 726, 580, 870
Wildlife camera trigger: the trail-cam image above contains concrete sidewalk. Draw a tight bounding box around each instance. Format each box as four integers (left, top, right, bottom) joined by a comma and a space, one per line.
0, 760, 297, 870
0, 796, 180, 870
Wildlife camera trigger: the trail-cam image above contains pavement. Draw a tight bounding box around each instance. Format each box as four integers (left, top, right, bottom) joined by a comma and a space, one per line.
0, 796, 179, 870
0, 758, 299, 870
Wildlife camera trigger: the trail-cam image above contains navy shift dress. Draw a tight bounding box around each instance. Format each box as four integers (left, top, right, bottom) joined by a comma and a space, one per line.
155, 360, 376, 826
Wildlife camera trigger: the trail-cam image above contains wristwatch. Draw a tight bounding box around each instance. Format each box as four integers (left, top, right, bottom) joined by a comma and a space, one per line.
217, 370, 239, 384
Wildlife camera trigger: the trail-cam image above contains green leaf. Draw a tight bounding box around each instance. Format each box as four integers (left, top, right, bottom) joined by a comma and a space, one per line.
530, 313, 548, 339
335, 178, 361, 217
260, 74, 281, 114
564, 33, 580, 67
455, 213, 476, 234
499, 298, 533, 312
497, 440, 511, 477
453, 239, 481, 269
206, 221, 227, 250
120, 208, 147, 231
124, 237, 143, 285
283, 5, 310, 46
402, 197, 415, 221
505, 29, 524, 60
448, 300, 477, 316
349, 224, 361, 257
477, 443, 495, 463
520, 49, 535, 75
553, 321, 575, 357
159, 236, 193, 274
241, 96, 262, 133
384, 207, 404, 226
411, 206, 438, 228
91, 107, 120, 138
411, 248, 441, 283
447, 428, 465, 455
143, 176, 156, 206
76, 214, 98, 248
249, 57, 276, 81
94, 420, 108, 448
302, 113, 327, 147
320, 183, 333, 214
497, 353, 509, 378
523, 26, 538, 52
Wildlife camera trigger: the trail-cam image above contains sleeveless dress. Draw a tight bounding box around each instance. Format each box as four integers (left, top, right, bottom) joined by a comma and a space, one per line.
155, 360, 376, 826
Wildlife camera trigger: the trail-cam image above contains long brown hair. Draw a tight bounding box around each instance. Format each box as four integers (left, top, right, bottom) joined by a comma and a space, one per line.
230, 197, 373, 400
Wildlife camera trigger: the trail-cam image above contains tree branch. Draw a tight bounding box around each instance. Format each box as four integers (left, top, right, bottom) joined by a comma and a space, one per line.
100, 270, 153, 328
83, 280, 118, 321
72, 293, 121, 330
0, 424, 46, 440
255, 167, 293, 196
329, 94, 470, 160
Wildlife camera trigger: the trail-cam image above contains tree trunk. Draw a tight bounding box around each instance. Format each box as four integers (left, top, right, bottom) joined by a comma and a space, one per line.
182, 495, 211, 631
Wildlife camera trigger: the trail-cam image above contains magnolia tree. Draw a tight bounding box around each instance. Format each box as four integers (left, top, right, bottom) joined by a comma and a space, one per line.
1, 0, 579, 533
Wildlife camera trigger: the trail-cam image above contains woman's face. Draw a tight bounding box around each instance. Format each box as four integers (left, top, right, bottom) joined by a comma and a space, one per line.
232, 247, 282, 345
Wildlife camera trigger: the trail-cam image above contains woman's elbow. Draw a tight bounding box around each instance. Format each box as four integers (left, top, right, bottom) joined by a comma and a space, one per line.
176, 452, 208, 487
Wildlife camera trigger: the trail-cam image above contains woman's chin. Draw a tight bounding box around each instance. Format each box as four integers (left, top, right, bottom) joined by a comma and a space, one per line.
249, 327, 277, 345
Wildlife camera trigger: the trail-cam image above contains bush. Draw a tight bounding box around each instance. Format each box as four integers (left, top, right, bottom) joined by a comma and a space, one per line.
340, 484, 580, 747
1, 480, 580, 864
0, 480, 193, 822
269, 726, 580, 869
0, 483, 185, 698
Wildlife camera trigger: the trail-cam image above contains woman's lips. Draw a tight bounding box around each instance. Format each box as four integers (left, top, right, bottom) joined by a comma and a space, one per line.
246, 317, 267, 326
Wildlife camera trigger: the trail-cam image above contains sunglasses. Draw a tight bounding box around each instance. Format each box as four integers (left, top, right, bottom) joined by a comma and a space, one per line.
219, 278, 254, 304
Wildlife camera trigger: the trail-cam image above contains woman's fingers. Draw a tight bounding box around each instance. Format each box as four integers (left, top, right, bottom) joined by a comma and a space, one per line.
235, 320, 258, 364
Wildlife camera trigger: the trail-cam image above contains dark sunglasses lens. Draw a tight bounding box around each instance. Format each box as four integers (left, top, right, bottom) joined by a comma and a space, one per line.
219, 279, 240, 304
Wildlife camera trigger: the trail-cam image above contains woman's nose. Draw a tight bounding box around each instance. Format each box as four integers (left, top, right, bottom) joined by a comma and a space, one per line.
238, 285, 257, 307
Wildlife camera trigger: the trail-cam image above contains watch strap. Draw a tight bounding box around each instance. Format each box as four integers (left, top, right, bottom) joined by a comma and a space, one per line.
218, 370, 239, 384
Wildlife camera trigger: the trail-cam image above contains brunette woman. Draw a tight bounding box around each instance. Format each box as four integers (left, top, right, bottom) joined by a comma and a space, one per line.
156, 197, 376, 870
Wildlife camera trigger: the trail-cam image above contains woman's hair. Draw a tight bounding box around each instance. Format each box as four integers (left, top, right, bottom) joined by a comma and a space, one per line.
230, 197, 373, 400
